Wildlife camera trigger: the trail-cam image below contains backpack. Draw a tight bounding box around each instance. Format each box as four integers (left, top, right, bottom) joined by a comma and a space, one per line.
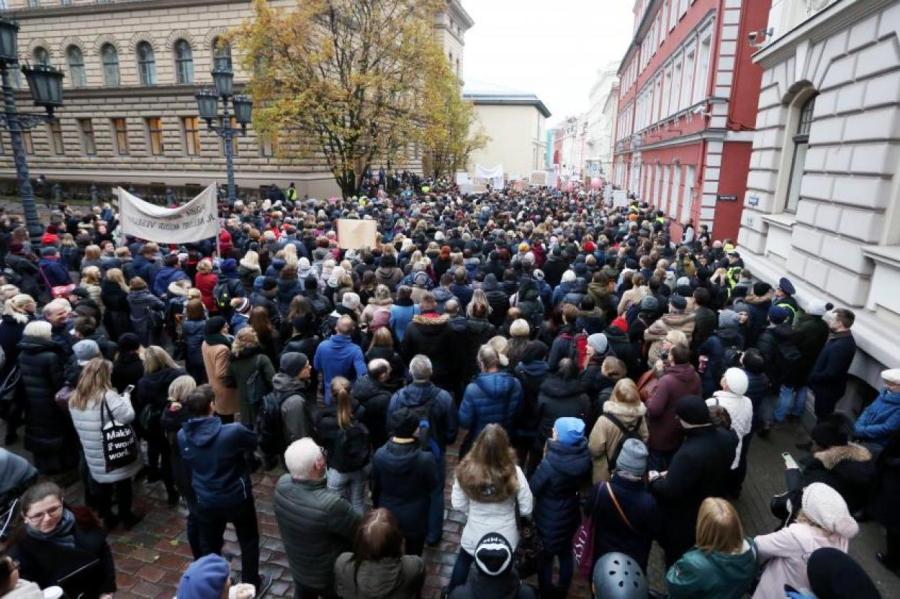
776, 340, 804, 371
405, 387, 443, 460
213, 279, 241, 313
625, 301, 641, 327
603, 412, 643, 471
562, 330, 590, 370
256, 389, 292, 456
244, 356, 271, 408
331, 421, 370, 473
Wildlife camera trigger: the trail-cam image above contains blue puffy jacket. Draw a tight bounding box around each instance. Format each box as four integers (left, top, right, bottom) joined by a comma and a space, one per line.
459, 371, 523, 440
529, 437, 592, 552
177, 416, 257, 508
387, 382, 458, 451
38, 257, 70, 287
152, 266, 189, 297
854, 390, 900, 448
313, 334, 366, 405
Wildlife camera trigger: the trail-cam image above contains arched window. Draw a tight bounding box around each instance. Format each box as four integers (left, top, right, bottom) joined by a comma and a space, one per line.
137, 41, 156, 86
33, 46, 49, 66
212, 37, 232, 70
101, 43, 119, 86
174, 39, 193, 84
66, 45, 86, 88
785, 95, 816, 213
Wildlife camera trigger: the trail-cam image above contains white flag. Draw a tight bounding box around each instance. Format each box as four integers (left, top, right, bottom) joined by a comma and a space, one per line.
117, 184, 219, 244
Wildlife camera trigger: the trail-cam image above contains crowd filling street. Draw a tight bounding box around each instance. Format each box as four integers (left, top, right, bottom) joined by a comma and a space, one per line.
0, 179, 897, 599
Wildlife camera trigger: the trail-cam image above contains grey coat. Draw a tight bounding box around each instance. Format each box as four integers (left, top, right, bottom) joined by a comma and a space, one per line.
69, 389, 142, 484
274, 475, 360, 591
334, 553, 425, 599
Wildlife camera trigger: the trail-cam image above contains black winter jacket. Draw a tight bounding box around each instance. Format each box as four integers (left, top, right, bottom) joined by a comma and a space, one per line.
352, 375, 394, 449
371, 440, 440, 540
274, 475, 360, 591
588, 474, 662, 571
536, 375, 589, 446
529, 438, 592, 552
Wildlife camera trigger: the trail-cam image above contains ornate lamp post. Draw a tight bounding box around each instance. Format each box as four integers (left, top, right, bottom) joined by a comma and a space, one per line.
195, 65, 252, 204
0, 17, 64, 243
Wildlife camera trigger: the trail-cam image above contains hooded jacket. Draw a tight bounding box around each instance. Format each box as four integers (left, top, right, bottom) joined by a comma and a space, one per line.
151, 266, 189, 297
448, 568, 538, 599
854, 389, 900, 448
269, 372, 316, 444
177, 416, 257, 508
529, 437, 592, 552
799, 443, 873, 513
371, 440, 440, 540
459, 371, 523, 441
375, 265, 404, 290
666, 539, 758, 599
352, 375, 393, 449
334, 553, 425, 599
645, 312, 696, 365
313, 333, 367, 405
535, 375, 589, 445
588, 400, 649, 483
646, 363, 701, 452
387, 382, 458, 452
400, 312, 455, 386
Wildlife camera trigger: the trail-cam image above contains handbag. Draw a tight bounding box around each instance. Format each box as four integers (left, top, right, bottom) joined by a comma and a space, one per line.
573, 514, 595, 579
515, 513, 543, 579
54, 384, 74, 410
38, 266, 76, 299
0, 364, 20, 403
101, 396, 138, 472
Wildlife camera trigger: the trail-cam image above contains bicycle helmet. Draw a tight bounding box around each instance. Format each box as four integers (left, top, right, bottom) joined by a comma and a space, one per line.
592, 552, 649, 599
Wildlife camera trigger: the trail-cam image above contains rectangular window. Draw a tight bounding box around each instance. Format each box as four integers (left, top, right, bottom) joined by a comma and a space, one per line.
21, 130, 33, 155
78, 118, 96, 155
668, 0, 678, 31
145, 117, 164, 155
663, 68, 672, 118
111, 117, 128, 155
671, 56, 682, 114
694, 33, 712, 104
49, 121, 64, 155
182, 117, 201, 156
683, 165, 695, 222
682, 49, 695, 109
260, 135, 275, 157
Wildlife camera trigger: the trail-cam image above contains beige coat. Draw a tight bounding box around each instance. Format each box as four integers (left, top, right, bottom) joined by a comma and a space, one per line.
617, 285, 649, 315
588, 399, 649, 483
644, 312, 696, 364
202, 341, 239, 416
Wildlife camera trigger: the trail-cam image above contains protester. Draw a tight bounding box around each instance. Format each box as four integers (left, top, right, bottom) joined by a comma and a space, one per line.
588, 378, 649, 483
200, 316, 238, 422
459, 345, 523, 453
448, 533, 538, 599
314, 315, 367, 405
854, 368, 900, 449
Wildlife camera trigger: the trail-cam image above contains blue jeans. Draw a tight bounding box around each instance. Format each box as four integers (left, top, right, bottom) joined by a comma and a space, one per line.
774, 385, 807, 421
538, 549, 574, 597
449, 549, 474, 590
327, 467, 369, 516
427, 458, 446, 544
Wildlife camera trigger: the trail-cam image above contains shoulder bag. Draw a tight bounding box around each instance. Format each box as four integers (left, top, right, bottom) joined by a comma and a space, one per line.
101, 396, 139, 472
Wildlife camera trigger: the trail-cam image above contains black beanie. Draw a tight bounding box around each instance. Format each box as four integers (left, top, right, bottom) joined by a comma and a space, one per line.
676, 395, 711, 426
811, 413, 852, 449
388, 407, 420, 438
205, 316, 227, 335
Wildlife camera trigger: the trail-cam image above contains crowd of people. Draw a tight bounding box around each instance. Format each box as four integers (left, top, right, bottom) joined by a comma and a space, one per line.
0, 182, 896, 599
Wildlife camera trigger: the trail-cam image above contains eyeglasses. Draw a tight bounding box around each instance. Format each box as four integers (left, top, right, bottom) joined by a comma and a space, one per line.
25, 503, 63, 523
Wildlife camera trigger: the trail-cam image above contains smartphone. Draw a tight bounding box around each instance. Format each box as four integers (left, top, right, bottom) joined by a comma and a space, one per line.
124, 384, 135, 395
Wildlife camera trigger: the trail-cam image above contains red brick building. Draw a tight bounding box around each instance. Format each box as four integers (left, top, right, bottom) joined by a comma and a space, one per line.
611, 0, 771, 241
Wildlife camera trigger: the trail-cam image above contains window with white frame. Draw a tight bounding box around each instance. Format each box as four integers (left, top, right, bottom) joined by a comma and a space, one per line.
681, 47, 695, 109
785, 95, 816, 213
679, 0, 689, 18
672, 163, 682, 216
668, 0, 678, 30
683, 165, 695, 223
654, 76, 663, 122
671, 55, 682, 115
664, 67, 673, 118
694, 31, 712, 104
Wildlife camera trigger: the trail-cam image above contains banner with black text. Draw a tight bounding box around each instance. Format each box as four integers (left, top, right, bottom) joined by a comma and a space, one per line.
116, 184, 219, 244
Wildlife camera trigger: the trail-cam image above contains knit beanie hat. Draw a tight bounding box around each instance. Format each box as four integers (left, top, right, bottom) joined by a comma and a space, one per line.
389, 407, 420, 438
639, 296, 659, 312
753, 281, 772, 296
205, 316, 227, 335
807, 299, 832, 316
554, 417, 585, 446
118, 333, 141, 352
669, 294, 687, 311
279, 352, 308, 377
718, 309, 741, 329
73, 339, 101, 365
509, 319, 530, 338
768, 305, 791, 324
177, 554, 230, 599
723, 367, 749, 396
587, 333, 608, 355
616, 438, 648, 477
801, 483, 859, 538
676, 395, 712, 425
807, 547, 881, 599
473, 533, 514, 576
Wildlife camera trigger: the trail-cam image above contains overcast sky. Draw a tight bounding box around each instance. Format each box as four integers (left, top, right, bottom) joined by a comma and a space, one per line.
462, 0, 635, 126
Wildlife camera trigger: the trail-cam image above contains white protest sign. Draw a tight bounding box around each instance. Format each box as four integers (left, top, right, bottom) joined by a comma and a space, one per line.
337, 218, 378, 250
117, 184, 219, 243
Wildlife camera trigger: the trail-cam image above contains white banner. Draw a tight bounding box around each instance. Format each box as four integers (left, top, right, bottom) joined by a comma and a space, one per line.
117, 184, 219, 243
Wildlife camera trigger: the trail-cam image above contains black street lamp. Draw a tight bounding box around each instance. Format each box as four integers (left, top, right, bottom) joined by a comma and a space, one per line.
0, 17, 64, 243
195, 65, 251, 204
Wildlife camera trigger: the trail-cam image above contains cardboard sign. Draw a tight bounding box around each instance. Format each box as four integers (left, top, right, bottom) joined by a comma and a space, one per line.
337, 219, 377, 250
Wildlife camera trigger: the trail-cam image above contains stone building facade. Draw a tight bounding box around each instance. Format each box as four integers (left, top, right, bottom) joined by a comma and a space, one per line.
737, 0, 900, 389
0, 0, 473, 199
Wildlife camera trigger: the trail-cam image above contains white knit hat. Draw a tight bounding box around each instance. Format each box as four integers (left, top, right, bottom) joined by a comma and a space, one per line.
724, 367, 749, 396
802, 482, 859, 538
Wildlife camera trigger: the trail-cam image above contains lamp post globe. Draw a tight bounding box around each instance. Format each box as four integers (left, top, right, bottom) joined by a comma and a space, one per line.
232, 94, 252, 127
195, 88, 218, 124
212, 66, 234, 98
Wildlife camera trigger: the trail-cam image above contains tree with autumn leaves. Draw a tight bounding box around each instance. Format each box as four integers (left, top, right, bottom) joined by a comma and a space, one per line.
233, 0, 486, 198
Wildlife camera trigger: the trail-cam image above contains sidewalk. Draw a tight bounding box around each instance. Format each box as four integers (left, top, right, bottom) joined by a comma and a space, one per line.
2, 415, 896, 598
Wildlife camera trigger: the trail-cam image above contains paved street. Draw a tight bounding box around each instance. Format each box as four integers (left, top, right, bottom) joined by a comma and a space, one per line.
3, 415, 897, 598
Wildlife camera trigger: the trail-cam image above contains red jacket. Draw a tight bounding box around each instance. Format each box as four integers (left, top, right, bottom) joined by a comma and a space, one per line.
645, 363, 701, 452
195, 271, 219, 313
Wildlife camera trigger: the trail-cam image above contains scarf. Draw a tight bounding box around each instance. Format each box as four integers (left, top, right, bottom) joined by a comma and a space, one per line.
27, 508, 76, 549
204, 333, 232, 348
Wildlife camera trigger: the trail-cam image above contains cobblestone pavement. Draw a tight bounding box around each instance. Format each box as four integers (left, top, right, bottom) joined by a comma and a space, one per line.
3, 412, 900, 597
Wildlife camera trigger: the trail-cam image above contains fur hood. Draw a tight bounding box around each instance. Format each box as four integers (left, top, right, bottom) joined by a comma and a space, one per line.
602, 399, 647, 420
168, 280, 191, 297
3, 311, 30, 325
411, 312, 448, 326
814, 443, 871, 470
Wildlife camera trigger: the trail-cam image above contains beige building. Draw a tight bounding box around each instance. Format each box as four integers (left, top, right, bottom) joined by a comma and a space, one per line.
0, 0, 473, 199
463, 92, 551, 182
737, 0, 900, 391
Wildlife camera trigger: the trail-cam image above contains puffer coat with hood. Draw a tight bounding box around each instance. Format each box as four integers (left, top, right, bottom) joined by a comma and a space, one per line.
371, 439, 440, 541
482, 274, 509, 327
334, 553, 425, 599
459, 371, 523, 442
535, 375, 589, 446
645, 312, 696, 365
529, 437, 592, 552
451, 464, 533, 555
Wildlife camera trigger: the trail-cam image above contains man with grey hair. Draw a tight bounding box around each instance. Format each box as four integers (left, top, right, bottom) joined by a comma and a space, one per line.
42, 298, 73, 354
275, 438, 360, 598
459, 344, 523, 451
387, 354, 457, 546
313, 314, 366, 405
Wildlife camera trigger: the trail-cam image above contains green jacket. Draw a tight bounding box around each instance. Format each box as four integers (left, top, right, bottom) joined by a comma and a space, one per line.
666, 539, 758, 599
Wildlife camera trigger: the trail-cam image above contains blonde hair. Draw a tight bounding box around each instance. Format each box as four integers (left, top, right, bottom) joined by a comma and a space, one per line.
231, 327, 260, 356
664, 329, 689, 349
695, 497, 744, 554
5, 293, 35, 316
83, 245, 101, 260
601, 356, 627, 380
240, 250, 260, 269
168, 375, 197, 403
610, 378, 641, 405
70, 358, 112, 410
197, 258, 213, 273
105, 268, 129, 293
81, 265, 101, 285
143, 345, 178, 374
0, 284, 20, 301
